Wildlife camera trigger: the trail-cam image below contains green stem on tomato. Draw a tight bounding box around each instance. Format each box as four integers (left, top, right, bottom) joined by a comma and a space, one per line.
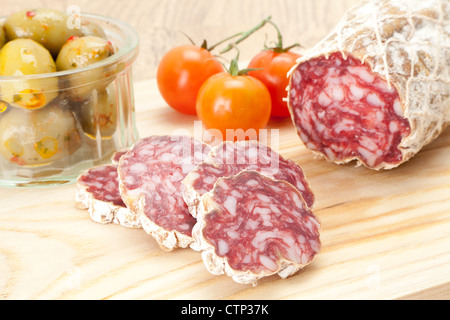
206, 31, 244, 52
226, 45, 261, 76
185, 16, 273, 52
219, 16, 273, 54
181, 15, 300, 54
178, 30, 242, 52
265, 19, 302, 53
266, 19, 284, 49
179, 31, 197, 46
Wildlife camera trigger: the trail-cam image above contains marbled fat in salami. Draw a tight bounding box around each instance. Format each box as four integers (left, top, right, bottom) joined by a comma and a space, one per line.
118, 135, 211, 251
183, 140, 315, 217
192, 170, 321, 286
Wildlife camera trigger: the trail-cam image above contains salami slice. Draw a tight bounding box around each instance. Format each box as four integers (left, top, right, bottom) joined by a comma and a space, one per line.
288, 0, 450, 170
192, 170, 321, 286
111, 150, 127, 165
76, 164, 140, 228
118, 135, 211, 251
183, 140, 315, 218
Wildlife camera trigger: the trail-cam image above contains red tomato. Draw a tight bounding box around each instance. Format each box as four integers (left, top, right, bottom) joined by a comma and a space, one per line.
157, 44, 224, 115
196, 72, 271, 141
247, 50, 300, 118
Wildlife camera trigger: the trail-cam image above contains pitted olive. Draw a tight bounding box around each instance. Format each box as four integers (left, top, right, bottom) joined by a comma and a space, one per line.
4, 8, 83, 57
0, 26, 5, 49
0, 38, 59, 109
75, 87, 117, 138
0, 103, 81, 166
56, 36, 115, 100
56, 35, 114, 70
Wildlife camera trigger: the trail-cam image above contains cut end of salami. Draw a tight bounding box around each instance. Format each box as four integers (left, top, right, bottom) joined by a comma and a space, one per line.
289, 52, 411, 169
182, 140, 315, 218
118, 135, 211, 251
193, 170, 321, 286
76, 164, 140, 228
287, 0, 450, 170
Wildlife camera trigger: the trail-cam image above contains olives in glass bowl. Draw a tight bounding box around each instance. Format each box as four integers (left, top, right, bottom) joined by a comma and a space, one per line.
0, 8, 139, 187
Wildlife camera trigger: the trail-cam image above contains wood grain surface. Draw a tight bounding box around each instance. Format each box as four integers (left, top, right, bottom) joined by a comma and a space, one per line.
1, 0, 450, 300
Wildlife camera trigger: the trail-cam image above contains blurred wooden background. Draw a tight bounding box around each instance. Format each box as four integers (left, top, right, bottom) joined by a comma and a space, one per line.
2, 0, 359, 81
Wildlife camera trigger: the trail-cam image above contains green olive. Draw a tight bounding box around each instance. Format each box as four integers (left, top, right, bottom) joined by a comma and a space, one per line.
75, 87, 117, 138
56, 36, 114, 70
0, 103, 81, 166
0, 26, 5, 49
0, 39, 59, 109
56, 36, 114, 99
3, 8, 83, 56
0, 38, 56, 75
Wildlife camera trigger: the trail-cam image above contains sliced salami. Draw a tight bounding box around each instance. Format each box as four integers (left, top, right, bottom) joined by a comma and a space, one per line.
118, 135, 211, 251
111, 150, 127, 165
76, 164, 140, 228
182, 140, 315, 218
192, 170, 321, 286
288, 0, 450, 170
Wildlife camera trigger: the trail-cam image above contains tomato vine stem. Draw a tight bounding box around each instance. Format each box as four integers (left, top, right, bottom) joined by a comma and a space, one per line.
181, 16, 273, 53
181, 15, 300, 54
225, 45, 261, 76
264, 19, 301, 53
218, 16, 273, 54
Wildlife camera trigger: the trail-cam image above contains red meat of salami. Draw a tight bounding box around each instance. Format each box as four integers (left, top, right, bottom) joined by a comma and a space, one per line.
183, 140, 315, 217
76, 164, 139, 228
288, 0, 450, 170
289, 52, 411, 168
118, 135, 211, 251
192, 170, 321, 285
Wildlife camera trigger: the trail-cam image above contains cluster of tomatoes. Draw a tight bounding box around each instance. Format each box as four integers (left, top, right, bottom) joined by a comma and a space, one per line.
156, 17, 300, 140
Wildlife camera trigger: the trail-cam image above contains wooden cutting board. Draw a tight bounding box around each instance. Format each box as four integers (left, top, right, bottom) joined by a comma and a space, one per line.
0, 78, 449, 300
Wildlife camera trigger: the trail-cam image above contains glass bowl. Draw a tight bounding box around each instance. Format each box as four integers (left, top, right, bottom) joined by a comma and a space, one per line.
0, 13, 139, 187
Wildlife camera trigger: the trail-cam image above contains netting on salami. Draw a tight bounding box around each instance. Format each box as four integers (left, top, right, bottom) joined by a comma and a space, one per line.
192, 170, 321, 286
118, 135, 211, 251
76, 164, 140, 228
288, 0, 450, 170
183, 140, 315, 217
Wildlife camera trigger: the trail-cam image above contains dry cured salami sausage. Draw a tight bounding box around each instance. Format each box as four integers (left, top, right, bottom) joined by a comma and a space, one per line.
118, 135, 211, 251
183, 140, 315, 217
76, 164, 140, 228
192, 170, 321, 285
288, 0, 450, 169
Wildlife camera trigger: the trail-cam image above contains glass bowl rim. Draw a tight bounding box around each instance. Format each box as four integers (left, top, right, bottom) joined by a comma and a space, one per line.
0, 12, 139, 81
